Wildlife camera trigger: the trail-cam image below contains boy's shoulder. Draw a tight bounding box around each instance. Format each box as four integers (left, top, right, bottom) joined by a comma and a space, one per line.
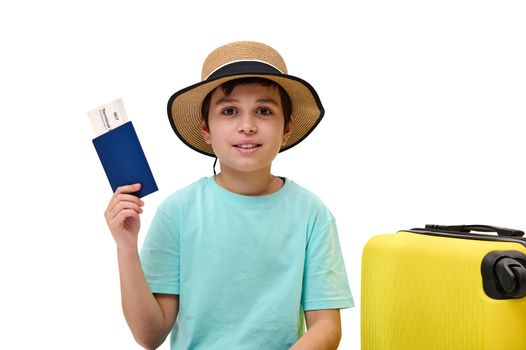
287, 179, 327, 205
158, 177, 209, 209
284, 179, 335, 218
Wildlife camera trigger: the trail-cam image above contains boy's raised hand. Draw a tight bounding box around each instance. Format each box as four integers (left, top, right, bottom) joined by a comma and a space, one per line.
105, 183, 145, 250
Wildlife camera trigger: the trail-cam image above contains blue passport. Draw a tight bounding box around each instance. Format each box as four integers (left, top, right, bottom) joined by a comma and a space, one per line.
93, 121, 158, 198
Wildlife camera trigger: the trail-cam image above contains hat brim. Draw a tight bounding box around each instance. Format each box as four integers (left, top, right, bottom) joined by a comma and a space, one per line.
167, 72, 324, 157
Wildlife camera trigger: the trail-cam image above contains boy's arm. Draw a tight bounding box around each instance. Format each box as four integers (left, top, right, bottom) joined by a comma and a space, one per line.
106, 184, 179, 349
117, 247, 179, 349
289, 309, 342, 350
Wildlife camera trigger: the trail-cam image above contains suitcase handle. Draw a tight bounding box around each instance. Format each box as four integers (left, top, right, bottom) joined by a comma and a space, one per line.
425, 224, 524, 237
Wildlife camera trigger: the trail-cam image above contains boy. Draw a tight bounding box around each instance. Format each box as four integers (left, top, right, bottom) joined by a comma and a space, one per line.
105, 41, 353, 349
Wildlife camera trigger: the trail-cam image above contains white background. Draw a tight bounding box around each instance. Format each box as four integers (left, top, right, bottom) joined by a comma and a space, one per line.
1, 0, 525, 348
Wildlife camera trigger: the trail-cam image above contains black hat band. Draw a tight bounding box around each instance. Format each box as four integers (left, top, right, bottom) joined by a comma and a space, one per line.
206, 61, 283, 81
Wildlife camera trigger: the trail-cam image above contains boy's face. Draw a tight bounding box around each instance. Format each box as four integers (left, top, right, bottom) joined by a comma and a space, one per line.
201, 83, 292, 175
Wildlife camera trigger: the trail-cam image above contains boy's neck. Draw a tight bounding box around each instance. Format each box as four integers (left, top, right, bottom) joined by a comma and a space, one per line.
214, 168, 283, 196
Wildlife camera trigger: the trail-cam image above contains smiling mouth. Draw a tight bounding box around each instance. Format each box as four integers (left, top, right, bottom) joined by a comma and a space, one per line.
234, 144, 261, 149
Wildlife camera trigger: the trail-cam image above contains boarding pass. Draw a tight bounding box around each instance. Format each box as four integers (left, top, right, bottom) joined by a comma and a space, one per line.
88, 98, 129, 137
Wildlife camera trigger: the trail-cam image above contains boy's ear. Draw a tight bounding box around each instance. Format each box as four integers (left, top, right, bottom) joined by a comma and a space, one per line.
200, 120, 211, 144
281, 121, 292, 146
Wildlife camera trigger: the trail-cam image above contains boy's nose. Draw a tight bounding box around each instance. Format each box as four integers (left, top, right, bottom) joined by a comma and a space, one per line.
237, 113, 257, 134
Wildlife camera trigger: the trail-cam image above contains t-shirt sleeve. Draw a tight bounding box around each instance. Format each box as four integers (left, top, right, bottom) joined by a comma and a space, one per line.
139, 204, 180, 295
301, 214, 354, 311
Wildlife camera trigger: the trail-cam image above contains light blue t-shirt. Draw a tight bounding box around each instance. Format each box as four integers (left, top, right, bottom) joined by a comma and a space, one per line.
140, 177, 353, 349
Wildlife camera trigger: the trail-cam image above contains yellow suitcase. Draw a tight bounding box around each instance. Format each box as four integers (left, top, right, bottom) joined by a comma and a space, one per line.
361, 224, 526, 350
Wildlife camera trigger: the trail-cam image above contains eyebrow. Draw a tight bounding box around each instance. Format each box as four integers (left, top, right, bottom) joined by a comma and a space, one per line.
214, 97, 238, 105
214, 97, 280, 106
256, 98, 280, 106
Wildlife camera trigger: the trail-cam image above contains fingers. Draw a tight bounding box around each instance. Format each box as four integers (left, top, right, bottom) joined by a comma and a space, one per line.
107, 183, 143, 206
105, 183, 145, 220
110, 199, 144, 217
115, 183, 142, 195
114, 207, 141, 225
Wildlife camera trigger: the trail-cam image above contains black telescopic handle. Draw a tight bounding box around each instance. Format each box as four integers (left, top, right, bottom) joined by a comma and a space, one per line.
425, 224, 524, 237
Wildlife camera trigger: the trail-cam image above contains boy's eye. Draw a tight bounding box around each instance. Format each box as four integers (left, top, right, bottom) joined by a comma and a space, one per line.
256, 107, 272, 116
221, 107, 237, 116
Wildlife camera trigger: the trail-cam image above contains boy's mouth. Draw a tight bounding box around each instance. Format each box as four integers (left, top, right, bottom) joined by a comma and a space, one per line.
234, 143, 261, 149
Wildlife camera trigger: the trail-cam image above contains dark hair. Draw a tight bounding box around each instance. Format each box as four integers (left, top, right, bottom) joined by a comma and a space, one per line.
200, 77, 292, 130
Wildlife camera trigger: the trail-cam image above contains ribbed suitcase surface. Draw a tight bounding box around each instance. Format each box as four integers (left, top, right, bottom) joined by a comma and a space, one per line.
361, 225, 526, 350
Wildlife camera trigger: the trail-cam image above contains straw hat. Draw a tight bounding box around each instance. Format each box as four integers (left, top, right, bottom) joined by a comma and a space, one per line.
167, 41, 324, 157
